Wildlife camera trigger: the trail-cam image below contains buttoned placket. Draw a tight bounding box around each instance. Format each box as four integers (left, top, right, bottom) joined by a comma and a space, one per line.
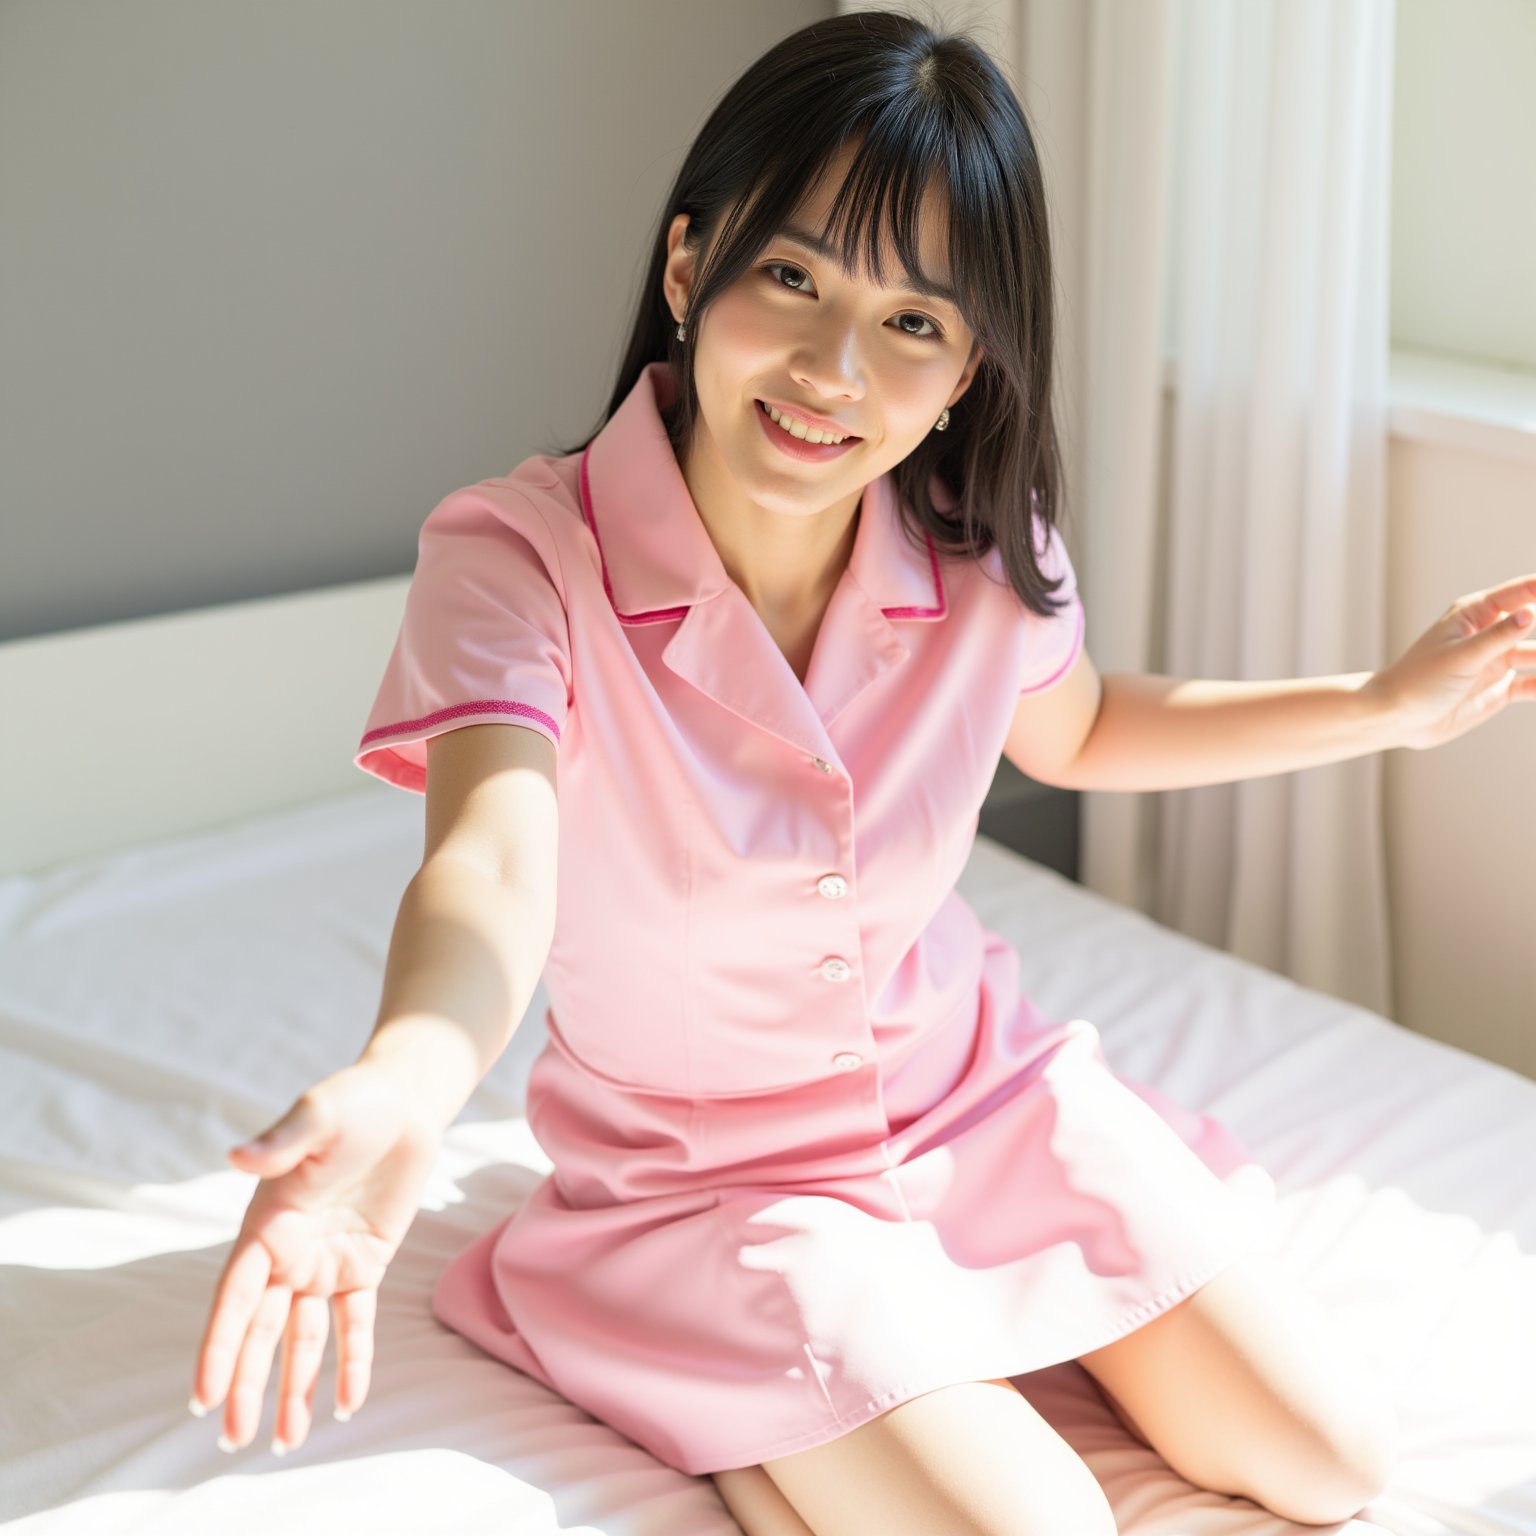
806, 753, 877, 1090
576, 372, 947, 1137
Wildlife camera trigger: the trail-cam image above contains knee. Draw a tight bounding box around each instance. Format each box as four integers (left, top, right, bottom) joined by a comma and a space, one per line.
1328, 1382, 1400, 1518
1267, 1391, 1399, 1525
1345, 1401, 1400, 1515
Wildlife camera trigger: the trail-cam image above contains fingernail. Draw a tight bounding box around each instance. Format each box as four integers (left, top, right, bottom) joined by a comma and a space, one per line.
188, 1395, 208, 1418
217, 1433, 237, 1453
271, 1437, 289, 1456
334, 1406, 351, 1422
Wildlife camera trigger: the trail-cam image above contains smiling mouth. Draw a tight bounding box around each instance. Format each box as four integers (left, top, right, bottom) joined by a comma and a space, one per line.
755, 399, 863, 442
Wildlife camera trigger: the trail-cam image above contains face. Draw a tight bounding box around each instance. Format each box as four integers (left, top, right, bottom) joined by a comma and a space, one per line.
662, 141, 983, 523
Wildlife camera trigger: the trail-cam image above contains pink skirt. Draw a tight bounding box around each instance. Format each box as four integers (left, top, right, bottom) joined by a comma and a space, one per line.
431, 928, 1278, 1475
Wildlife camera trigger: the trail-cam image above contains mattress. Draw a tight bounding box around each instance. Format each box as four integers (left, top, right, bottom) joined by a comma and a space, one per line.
1, 785, 1533, 1534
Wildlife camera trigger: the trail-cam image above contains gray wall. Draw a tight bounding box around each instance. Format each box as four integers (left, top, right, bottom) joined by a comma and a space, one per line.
0, 0, 832, 640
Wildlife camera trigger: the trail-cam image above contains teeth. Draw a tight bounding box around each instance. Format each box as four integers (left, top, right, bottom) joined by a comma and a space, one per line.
765, 402, 847, 445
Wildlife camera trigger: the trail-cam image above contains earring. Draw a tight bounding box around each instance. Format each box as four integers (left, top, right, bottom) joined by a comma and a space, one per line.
676, 321, 687, 341
934, 407, 950, 432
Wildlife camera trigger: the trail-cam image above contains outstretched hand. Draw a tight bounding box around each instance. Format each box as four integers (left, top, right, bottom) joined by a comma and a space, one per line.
1368, 575, 1536, 751
190, 1061, 439, 1456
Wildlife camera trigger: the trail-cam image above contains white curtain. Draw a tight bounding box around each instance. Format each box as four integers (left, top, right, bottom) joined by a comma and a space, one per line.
838, 0, 1398, 1018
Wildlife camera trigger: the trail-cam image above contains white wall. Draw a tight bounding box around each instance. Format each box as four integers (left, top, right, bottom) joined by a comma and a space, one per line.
1391, 0, 1536, 371
1380, 404, 1536, 1078
1370, 1, 1536, 1073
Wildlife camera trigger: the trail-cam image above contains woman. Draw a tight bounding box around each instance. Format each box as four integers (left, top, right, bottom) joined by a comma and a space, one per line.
194, 9, 1536, 1530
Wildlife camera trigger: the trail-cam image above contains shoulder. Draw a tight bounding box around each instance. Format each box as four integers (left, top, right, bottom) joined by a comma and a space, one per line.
423, 452, 592, 595
481, 452, 589, 540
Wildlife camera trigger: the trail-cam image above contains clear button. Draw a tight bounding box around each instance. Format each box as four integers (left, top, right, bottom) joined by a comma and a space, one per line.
831, 1051, 863, 1071
820, 957, 853, 982
811, 757, 833, 773
817, 873, 848, 899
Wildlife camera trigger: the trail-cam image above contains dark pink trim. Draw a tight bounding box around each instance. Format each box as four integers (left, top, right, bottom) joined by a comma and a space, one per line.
579, 444, 688, 626
883, 531, 947, 619
360, 699, 561, 746
1018, 601, 1085, 694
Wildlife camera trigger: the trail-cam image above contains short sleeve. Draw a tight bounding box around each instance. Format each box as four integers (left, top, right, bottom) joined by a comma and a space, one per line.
1017, 515, 1085, 696
354, 484, 573, 794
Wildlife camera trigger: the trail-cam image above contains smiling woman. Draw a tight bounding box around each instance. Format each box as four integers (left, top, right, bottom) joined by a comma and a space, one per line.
544, 16, 1078, 647
298, 9, 1292, 1531
639, 131, 991, 625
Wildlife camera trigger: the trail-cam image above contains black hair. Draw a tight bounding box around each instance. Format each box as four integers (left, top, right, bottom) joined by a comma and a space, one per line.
544, 6, 1072, 622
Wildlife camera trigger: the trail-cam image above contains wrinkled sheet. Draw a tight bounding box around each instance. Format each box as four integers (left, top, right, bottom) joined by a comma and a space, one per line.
1, 786, 1532, 1534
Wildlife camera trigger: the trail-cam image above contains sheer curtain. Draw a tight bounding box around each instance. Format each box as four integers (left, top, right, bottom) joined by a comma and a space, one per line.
838, 0, 1398, 1017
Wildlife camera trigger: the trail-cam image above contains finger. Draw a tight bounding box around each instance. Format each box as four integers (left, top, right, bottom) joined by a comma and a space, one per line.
229, 1098, 325, 1179
223, 1280, 294, 1450
193, 1237, 273, 1417
1463, 576, 1536, 630
332, 1286, 378, 1419
274, 1292, 331, 1453
1469, 601, 1535, 647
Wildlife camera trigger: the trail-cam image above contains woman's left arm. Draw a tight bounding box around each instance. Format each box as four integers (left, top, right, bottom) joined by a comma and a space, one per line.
1054, 577, 1536, 794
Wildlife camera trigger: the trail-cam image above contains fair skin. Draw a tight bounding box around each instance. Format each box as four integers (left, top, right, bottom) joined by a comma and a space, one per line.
661, 139, 982, 679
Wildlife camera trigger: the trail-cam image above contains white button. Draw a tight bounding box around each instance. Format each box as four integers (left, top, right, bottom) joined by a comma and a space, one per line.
811, 757, 832, 773
817, 873, 848, 899
820, 957, 852, 982
832, 1051, 863, 1071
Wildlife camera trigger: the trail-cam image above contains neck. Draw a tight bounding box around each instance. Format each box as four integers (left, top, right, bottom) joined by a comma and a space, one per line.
679, 433, 863, 617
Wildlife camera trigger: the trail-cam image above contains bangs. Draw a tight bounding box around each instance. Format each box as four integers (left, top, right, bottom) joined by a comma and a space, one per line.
703, 123, 996, 333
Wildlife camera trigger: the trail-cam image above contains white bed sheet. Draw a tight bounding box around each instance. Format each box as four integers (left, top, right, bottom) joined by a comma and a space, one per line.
1, 786, 1533, 1535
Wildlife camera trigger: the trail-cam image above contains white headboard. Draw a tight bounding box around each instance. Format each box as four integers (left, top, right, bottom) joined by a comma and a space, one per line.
1, 577, 411, 880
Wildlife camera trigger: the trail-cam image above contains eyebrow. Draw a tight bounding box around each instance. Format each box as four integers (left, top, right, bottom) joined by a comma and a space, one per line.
774, 222, 960, 309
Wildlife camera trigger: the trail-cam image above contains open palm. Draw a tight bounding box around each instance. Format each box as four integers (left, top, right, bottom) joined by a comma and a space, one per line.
191, 1062, 440, 1455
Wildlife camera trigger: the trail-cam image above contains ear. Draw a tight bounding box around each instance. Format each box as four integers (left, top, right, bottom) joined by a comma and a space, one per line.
947, 338, 985, 408
663, 213, 698, 327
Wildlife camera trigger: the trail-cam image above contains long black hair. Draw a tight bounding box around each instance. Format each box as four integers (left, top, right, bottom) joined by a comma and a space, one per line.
545, 6, 1072, 623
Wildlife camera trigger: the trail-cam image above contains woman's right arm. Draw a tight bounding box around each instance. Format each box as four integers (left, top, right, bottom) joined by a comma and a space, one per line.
360, 721, 560, 1136
189, 722, 559, 1456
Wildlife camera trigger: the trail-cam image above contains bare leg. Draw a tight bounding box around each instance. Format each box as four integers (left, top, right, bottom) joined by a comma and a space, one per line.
712, 1464, 818, 1535
755, 1377, 1117, 1535
1077, 1251, 1398, 1525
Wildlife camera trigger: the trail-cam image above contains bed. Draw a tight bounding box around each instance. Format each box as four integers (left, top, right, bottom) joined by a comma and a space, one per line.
2, 574, 1534, 1535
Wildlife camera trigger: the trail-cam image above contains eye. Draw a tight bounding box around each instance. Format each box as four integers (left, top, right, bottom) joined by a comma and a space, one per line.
760, 261, 947, 343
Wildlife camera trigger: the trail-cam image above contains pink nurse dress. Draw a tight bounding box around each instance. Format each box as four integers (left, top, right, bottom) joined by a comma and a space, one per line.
354, 360, 1277, 1476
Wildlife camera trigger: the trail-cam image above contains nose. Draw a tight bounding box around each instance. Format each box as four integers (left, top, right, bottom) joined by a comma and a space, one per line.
789, 342, 863, 414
